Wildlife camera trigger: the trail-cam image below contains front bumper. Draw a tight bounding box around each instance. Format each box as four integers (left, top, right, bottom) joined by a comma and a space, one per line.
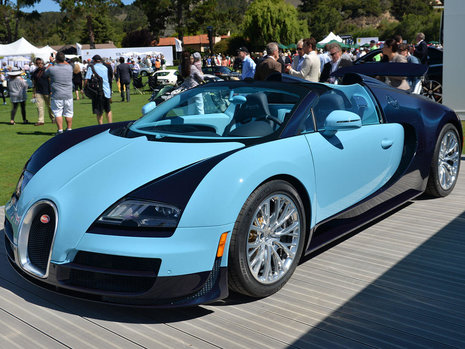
4, 208, 231, 307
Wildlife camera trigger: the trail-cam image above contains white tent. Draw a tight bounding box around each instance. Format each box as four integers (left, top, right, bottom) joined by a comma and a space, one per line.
0, 37, 38, 57
0, 38, 56, 62
318, 32, 343, 45
34, 45, 57, 62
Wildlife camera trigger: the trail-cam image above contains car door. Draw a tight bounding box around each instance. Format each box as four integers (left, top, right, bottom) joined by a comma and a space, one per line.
303, 87, 404, 223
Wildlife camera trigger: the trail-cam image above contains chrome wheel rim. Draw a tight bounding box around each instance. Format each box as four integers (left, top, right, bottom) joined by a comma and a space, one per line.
247, 194, 301, 284
438, 130, 460, 190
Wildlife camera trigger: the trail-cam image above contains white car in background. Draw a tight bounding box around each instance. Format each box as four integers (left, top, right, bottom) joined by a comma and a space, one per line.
153, 70, 178, 85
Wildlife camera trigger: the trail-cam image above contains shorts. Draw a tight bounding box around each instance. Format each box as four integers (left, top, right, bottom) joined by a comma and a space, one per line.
51, 99, 74, 118
92, 96, 111, 115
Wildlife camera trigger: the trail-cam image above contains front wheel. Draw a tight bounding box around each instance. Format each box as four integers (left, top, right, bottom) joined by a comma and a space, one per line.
228, 180, 306, 298
426, 124, 461, 197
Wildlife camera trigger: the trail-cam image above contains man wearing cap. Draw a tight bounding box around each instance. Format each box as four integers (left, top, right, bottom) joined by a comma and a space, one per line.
237, 47, 256, 80
84, 55, 113, 125
44, 51, 73, 134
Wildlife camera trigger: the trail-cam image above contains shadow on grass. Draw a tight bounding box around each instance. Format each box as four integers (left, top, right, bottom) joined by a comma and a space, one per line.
16, 131, 56, 136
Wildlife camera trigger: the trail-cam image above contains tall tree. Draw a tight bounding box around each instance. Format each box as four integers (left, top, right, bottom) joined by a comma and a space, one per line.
0, 0, 40, 43
242, 0, 309, 49
390, 0, 432, 21
55, 0, 122, 48
134, 0, 200, 41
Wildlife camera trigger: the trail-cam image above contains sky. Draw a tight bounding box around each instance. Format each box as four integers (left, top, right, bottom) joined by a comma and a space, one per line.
22, 0, 134, 13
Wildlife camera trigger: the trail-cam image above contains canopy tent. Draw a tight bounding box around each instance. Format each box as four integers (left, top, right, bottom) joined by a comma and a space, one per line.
318, 32, 343, 46
0, 37, 38, 57
34, 45, 57, 61
0, 38, 57, 62
317, 39, 351, 49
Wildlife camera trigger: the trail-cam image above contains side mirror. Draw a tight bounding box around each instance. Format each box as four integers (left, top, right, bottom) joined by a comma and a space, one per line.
323, 110, 361, 137
141, 101, 156, 115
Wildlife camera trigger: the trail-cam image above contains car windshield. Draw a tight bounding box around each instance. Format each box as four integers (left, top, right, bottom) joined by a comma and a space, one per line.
156, 72, 170, 77
130, 82, 308, 140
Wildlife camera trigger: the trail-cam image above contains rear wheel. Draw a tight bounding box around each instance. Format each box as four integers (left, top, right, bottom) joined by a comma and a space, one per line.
421, 79, 442, 103
426, 124, 461, 197
228, 180, 306, 297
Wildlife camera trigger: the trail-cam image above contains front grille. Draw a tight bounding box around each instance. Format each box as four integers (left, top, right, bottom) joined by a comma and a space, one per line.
59, 251, 161, 294
27, 205, 56, 274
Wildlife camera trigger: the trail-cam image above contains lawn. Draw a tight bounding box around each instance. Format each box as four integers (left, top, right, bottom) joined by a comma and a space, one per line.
0, 85, 152, 205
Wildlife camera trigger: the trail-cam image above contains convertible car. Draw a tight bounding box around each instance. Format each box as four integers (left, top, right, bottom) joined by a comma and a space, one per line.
4, 73, 462, 307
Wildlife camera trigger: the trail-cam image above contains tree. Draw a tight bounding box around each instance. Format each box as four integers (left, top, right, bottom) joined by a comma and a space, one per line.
306, 3, 342, 41
242, 0, 309, 50
390, 0, 432, 21
0, 0, 40, 43
55, 0, 122, 48
185, 0, 233, 36
121, 29, 154, 47
133, 0, 172, 39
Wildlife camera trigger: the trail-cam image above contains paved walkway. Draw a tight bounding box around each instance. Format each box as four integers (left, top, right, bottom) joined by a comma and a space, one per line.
1, 161, 465, 348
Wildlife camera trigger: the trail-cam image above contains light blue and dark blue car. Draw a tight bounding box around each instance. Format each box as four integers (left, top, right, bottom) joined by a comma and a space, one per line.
4, 73, 463, 307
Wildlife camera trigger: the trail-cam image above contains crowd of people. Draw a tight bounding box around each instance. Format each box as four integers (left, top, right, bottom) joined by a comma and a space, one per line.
0, 52, 168, 134
0, 31, 431, 135
231, 31, 429, 90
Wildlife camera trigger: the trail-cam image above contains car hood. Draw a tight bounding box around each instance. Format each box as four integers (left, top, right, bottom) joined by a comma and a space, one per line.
17, 130, 244, 260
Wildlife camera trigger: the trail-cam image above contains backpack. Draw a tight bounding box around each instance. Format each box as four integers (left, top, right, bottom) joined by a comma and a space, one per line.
84, 64, 103, 99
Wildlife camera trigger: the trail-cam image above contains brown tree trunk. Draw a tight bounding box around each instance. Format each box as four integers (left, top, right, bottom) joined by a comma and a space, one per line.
86, 14, 95, 49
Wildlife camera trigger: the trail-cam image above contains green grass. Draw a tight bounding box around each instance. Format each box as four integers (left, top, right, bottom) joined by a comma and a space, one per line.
0, 85, 152, 205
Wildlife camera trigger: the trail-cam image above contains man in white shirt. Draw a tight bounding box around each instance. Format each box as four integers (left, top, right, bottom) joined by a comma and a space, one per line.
285, 37, 320, 82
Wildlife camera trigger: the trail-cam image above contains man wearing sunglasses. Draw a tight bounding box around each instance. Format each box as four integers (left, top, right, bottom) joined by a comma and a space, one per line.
319, 43, 352, 84
285, 37, 320, 82
290, 40, 305, 72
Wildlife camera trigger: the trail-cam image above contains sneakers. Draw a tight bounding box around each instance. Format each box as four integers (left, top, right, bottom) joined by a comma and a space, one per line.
56, 130, 64, 136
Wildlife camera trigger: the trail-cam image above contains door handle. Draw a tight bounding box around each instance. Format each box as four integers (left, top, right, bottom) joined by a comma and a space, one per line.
381, 139, 394, 149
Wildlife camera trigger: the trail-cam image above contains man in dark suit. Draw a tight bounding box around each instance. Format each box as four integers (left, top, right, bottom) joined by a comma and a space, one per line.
254, 42, 282, 81
319, 43, 352, 84
413, 32, 428, 65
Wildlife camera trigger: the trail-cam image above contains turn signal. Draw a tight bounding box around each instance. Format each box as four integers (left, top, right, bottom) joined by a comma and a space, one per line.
216, 232, 228, 258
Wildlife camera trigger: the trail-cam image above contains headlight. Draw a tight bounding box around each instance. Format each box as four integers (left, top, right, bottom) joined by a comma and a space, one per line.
97, 199, 181, 228
15, 170, 33, 198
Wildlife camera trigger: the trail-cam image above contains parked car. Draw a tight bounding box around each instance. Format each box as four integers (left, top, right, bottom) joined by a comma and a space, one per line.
152, 69, 178, 85
5, 73, 461, 307
354, 46, 443, 103
202, 66, 241, 80
139, 66, 154, 77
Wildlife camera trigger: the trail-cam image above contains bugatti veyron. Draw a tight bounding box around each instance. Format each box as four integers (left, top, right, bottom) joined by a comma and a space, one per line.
4, 73, 462, 307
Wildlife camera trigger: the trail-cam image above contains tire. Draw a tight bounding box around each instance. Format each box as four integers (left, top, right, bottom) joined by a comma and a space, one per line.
426, 124, 461, 197
421, 79, 442, 104
228, 180, 306, 298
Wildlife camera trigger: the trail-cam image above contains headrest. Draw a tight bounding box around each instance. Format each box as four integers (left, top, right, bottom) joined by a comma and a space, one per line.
235, 92, 271, 123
